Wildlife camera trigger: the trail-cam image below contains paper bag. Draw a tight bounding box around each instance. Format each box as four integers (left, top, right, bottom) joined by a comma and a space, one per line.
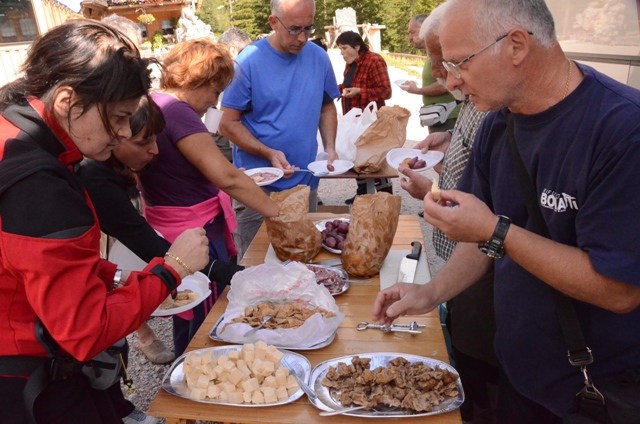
342, 192, 401, 277
353, 105, 411, 174
218, 262, 345, 347
265, 185, 322, 262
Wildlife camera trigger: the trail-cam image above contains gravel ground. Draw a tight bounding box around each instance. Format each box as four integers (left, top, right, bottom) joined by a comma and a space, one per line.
121, 50, 448, 423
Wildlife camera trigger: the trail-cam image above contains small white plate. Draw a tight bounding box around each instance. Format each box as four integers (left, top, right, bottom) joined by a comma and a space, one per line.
386, 148, 444, 172
151, 272, 211, 317
244, 167, 284, 187
307, 160, 353, 177
394, 79, 417, 89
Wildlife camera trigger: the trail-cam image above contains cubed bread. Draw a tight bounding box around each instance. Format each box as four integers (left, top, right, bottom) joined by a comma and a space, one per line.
228, 391, 244, 404
228, 368, 245, 385
196, 374, 210, 389
251, 390, 265, 404
276, 386, 289, 401
264, 375, 277, 388
189, 387, 206, 401
206, 384, 221, 399
242, 377, 260, 393
263, 387, 278, 404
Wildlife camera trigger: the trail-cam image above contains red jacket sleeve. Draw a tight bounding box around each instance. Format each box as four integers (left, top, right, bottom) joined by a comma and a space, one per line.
0, 227, 181, 361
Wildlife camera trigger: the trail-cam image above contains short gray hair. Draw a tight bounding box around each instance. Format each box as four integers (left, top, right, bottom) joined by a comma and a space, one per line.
445, 0, 556, 49
219, 27, 251, 51
102, 14, 143, 47
411, 14, 429, 26
271, 0, 315, 17
420, 4, 448, 41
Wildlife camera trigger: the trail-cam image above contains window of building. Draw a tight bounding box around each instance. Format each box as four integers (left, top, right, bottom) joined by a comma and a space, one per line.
137, 22, 147, 39
0, 0, 38, 44
161, 20, 174, 35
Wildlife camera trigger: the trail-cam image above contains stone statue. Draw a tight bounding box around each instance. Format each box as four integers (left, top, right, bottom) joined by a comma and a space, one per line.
175, 7, 216, 43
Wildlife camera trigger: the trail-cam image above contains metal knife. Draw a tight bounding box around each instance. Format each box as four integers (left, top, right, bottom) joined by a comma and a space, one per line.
397, 241, 422, 283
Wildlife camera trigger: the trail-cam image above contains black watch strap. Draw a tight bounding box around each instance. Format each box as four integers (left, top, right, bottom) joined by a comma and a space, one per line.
478, 215, 511, 258
151, 264, 178, 299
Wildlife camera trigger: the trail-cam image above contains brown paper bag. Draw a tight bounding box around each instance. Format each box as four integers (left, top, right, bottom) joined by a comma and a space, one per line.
265, 185, 322, 262
341, 192, 401, 277
353, 105, 411, 174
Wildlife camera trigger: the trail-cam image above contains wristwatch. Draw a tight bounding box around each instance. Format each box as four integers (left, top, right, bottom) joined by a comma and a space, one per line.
111, 269, 123, 291
478, 215, 511, 258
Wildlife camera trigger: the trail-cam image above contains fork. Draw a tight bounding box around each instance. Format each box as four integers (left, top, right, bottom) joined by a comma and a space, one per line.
319, 405, 367, 416
294, 169, 330, 177
242, 315, 272, 337
291, 369, 317, 401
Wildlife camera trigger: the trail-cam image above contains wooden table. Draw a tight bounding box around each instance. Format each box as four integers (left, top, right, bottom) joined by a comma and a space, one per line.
147, 214, 461, 424
323, 164, 398, 194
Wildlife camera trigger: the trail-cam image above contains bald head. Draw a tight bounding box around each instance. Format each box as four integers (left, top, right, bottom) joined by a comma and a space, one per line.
271, 0, 315, 16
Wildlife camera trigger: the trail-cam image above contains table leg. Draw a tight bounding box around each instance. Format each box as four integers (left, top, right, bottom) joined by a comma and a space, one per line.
365, 178, 376, 194
165, 419, 195, 424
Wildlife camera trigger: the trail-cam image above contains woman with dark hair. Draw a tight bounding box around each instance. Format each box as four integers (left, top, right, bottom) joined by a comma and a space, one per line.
0, 20, 209, 424
79, 96, 245, 363
336, 30, 393, 204
138, 38, 279, 356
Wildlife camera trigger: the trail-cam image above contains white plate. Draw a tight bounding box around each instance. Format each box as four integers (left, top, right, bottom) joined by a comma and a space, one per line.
307, 160, 353, 177
386, 148, 444, 172
309, 352, 465, 417
394, 79, 417, 89
244, 167, 284, 187
161, 346, 311, 406
314, 218, 350, 254
151, 272, 211, 317
208, 316, 337, 350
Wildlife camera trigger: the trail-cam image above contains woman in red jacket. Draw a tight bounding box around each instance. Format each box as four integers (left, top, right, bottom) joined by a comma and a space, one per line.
337, 31, 393, 203
0, 20, 208, 424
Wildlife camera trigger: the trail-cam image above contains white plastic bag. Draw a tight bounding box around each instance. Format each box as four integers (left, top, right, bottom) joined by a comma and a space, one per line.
335, 101, 378, 162
218, 262, 344, 348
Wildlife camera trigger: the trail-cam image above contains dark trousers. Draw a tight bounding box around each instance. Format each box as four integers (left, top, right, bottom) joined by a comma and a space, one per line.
0, 374, 123, 424
452, 345, 499, 424
497, 369, 563, 424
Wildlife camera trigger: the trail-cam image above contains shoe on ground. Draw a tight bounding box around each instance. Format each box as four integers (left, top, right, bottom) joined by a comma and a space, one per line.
139, 339, 174, 364
123, 409, 158, 424
418, 211, 424, 218
344, 194, 357, 205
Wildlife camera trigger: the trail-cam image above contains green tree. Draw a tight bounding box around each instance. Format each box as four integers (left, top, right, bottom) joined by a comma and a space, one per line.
232, 0, 271, 39
382, 0, 445, 53
197, 0, 231, 36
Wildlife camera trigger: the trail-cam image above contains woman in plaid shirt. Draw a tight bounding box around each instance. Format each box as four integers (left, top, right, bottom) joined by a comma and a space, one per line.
337, 31, 393, 202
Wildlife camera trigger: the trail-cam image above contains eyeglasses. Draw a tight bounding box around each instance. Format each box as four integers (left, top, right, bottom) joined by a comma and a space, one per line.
275, 16, 316, 36
442, 31, 533, 79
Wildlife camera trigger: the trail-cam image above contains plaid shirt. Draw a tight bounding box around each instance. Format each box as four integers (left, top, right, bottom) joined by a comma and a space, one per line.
339, 50, 392, 113
433, 101, 488, 260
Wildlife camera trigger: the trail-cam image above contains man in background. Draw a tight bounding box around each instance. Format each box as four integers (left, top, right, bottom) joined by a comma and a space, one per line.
219, 0, 340, 259
402, 13, 460, 133
215, 28, 252, 162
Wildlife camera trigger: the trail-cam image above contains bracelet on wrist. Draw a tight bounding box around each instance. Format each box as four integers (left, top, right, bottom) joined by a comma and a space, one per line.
165, 252, 194, 275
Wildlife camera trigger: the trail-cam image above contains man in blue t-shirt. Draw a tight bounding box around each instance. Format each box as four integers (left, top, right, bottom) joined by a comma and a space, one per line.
372, 0, 640, 422
219, 0, 340, 259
